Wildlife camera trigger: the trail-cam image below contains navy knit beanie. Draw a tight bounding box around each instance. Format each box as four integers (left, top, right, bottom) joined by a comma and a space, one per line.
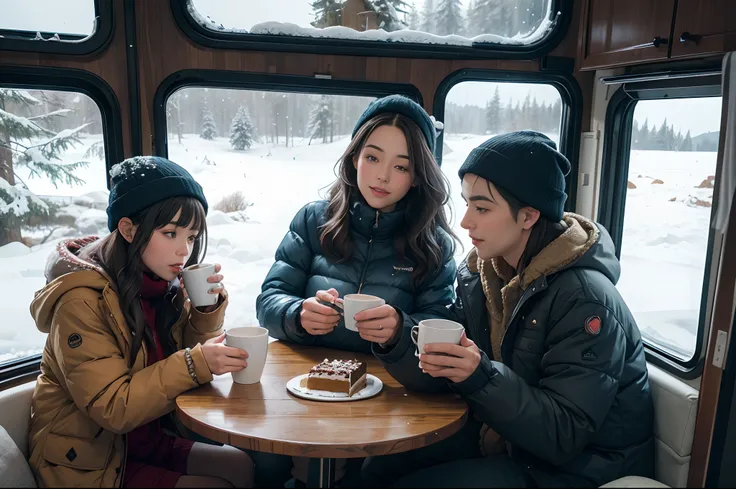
458, 131, 571, 221
106, 156, 208, 232
352, 95, 437, 153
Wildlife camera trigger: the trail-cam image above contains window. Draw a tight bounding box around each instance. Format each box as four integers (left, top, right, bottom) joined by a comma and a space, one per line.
439, 80, 563, 260
0, 0, 96, 36
179, 0, 566, 58
164, 87, 375, 325
0, 0, 112, 55
0, 87, 108, 366
617, 97, 722, 362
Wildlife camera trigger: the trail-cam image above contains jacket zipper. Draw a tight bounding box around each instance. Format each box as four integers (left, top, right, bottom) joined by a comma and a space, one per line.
357, 210, 380, 293
459, 274, 478, 339
499, 278, 545, 353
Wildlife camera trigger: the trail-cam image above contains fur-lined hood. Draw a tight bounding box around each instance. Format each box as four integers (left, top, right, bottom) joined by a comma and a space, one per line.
468, 213, 620, 363
31, 236, 112, 334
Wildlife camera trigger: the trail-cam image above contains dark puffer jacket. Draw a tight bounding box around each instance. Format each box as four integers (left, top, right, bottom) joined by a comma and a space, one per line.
375, 215, 655, 487
256, 197, 457, 353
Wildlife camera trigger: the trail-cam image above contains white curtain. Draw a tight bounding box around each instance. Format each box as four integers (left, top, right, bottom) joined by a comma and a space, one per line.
714, 53, 736, 233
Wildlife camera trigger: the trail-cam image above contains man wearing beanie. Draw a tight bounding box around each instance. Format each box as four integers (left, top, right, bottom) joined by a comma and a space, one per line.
364, 131, 654, 488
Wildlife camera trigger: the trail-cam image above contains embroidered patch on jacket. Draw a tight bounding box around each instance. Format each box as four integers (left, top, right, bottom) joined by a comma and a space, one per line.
582, 348, 597, 361
67, 333, 83, 349
584, 316, 602, 336
393, 265, 414, 273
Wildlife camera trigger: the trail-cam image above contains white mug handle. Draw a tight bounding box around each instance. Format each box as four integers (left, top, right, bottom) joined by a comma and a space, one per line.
410, 325, 419, 345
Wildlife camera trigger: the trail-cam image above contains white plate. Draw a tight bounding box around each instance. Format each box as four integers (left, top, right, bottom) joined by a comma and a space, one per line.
286, 373, 383, 402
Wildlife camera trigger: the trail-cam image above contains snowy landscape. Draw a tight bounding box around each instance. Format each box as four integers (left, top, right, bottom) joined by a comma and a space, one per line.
0, 132, 718, 363
0, 84, 721, 364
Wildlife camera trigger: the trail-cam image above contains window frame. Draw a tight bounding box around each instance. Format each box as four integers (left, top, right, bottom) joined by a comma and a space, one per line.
598, 75, 722, 378
0, 0, 114, 55
171, 0, 573, 61
152, 69, 423, 158
0, 66, 125, 386
432, 67, 583, 208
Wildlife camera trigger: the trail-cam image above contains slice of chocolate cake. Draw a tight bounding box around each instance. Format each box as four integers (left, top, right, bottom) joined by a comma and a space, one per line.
306, 359, 367, 396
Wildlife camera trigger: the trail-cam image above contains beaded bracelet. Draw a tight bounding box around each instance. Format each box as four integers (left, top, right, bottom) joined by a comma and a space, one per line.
184, 347, 200, 385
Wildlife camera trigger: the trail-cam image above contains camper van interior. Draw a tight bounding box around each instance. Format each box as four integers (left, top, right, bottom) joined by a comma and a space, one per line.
0, 1, 734, 487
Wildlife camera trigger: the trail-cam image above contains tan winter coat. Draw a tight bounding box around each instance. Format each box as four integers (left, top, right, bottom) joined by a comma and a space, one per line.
27, 237, 227, 488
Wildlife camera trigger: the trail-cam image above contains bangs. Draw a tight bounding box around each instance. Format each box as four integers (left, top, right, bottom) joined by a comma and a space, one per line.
153, 196, 207, 235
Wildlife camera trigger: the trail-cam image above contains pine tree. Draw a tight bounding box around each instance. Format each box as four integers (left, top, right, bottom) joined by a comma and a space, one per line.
655, 119, 669, 150
471, 0, 512, 38
640, 119, 650, 149
0, 88, 90, 246
485, 87, 501, 135
674, 129, 684, 152
167, 91, 184, 144
680, 130, 693, 152
632, 120, 641, 149
466, 0, 486, 38
229, 105, 257, 151
420, 0, 436, 33
435, 0, 463, 36
311, 0, 343, 28
308, 95, 334, 145
368, 0, 410, 31
521, 92, 532, 128
200, 99, 217, 140
408, 4, 420, 29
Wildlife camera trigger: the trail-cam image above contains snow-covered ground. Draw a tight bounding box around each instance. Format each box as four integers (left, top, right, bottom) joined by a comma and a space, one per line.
617, 150, 716, 359
0, 134, 715, 363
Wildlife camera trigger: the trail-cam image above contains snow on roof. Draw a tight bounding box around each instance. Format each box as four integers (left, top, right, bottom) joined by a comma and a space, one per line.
187, 0, 558, 48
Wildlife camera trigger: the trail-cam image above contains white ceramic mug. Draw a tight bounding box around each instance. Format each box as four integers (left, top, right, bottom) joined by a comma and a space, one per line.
411, 319, 465, 356
181, 263, 219, 308
225, 326, 269, 384
341, 294, 385, 332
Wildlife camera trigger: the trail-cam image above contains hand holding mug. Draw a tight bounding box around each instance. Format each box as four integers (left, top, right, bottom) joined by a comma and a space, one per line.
300, 288, 343, 336
181, 263, 225, 312
200, 332, 248, 375
419, 332, 482, 384
354, 305, 401, 345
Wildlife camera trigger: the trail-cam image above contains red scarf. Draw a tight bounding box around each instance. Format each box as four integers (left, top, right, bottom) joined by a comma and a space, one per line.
139, 272, 169, 363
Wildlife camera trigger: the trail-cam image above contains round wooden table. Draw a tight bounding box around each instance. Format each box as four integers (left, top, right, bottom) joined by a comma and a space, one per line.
176, 341, 469, 487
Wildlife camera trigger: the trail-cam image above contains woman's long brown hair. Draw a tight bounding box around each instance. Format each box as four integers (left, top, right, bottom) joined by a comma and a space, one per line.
320, 112, 458, 288
83, 196, 208, 367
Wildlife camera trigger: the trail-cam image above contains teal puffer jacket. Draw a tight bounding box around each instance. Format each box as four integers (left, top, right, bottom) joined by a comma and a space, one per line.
256, 197, 457, 353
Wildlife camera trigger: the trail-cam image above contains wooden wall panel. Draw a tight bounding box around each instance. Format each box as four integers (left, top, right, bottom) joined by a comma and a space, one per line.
0, 0, 132, 159
134, 0, 588, 155
0, 1, 589, 163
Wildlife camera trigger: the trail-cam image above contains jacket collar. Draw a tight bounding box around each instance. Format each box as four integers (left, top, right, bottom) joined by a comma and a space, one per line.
348, 193, 407, 239
469, 213, 600, 362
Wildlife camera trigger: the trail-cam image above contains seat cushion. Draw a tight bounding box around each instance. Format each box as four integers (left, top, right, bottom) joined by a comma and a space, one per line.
0, 426, 36, 488
601, 475, 669, 488
0, 382, 35, 458
647, 363, 699, 488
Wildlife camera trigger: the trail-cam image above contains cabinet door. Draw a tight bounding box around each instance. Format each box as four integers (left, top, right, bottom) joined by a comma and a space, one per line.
671, 0, 736, 59
580, 0, 676, 70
